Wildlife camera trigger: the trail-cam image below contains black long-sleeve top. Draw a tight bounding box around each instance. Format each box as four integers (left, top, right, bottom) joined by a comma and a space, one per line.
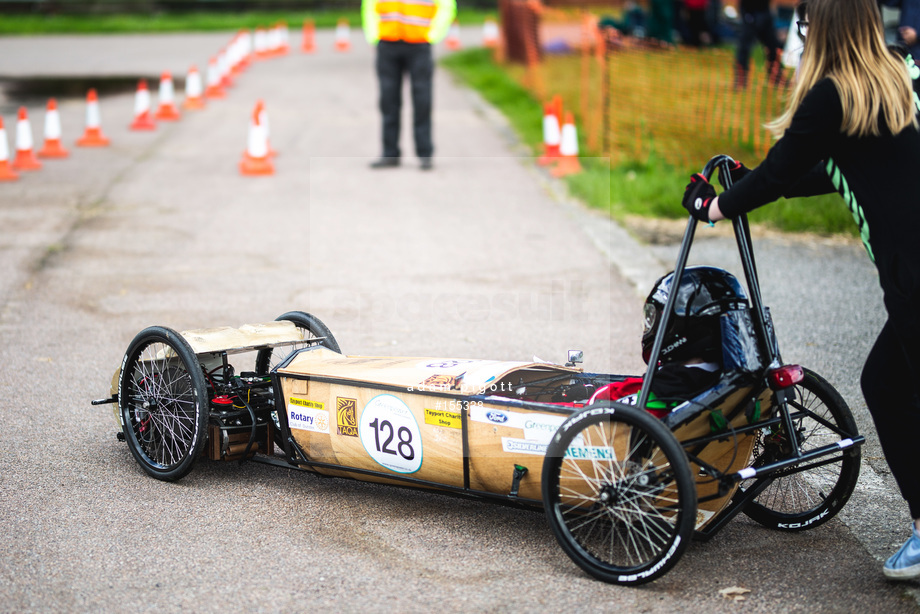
719, 65, 920, 281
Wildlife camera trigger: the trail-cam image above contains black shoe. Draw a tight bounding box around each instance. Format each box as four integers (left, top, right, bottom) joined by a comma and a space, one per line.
420, 157, 433, 171
370, 157, 400, 169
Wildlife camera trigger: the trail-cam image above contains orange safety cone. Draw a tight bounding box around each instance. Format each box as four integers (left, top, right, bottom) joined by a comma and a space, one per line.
551, 112, 582, 178
257, 101, 277, 157
239, 101, 274, 176
182, 65, 206, 110
483, 17, 500, 48
335, 19, 351, 52
12, 107, 42, 171
37, 98, 70, 158
76, 89, 110, 147
537, 102, 561, 166
205, 57, 226, 99
154, 72, 181, 121
218, 48, 234, 90
277, 22, 290, 55
129, 80, 156, 131
0, 117, 20, 181
301, 19, 316, 53
446, 20, 462, 51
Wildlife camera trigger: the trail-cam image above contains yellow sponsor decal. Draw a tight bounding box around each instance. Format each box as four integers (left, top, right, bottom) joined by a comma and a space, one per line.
289, 398, 324, 410
336, 397, 358, 437
424, 408, 461, 429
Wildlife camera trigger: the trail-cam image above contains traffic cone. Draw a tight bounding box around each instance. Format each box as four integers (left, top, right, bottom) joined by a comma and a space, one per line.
0, 118, 20, 181
239, 101, 274, 176
76, 89, 110, 147
182, 65, 206, 110
537, 102, 561, 166
257, 101, 277, 157
129, 80, 156, 131
12, 107, 42, 171
154, 72, 181, 121
335, 19, 351, 52
483, 17, 500, 48
446, 20, 461, 51
301, 19, 315, 53
276, 22, 290, 55
205, 57, 226, 99
218, 48, 234, 89
551, 112, 582, 177
37, 98, 70, 159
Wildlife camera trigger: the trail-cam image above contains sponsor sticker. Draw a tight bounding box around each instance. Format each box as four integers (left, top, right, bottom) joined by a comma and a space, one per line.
288, 398, 330, 434
359, 394, 423, 474
418, 374, 461, 392
424, 408, 461, 429
336, 397, 358, 437
417, 360, 475, 370
501, 437, 547, 456
469, 407, 565, 444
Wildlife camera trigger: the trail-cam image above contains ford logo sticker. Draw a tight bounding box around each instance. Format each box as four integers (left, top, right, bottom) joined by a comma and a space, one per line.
486, 410, 508, 424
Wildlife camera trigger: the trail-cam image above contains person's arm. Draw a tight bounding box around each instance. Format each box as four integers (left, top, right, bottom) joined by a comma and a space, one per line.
717, 79, 842, 219
362, 0, 380, 45
427, 0, 457, 43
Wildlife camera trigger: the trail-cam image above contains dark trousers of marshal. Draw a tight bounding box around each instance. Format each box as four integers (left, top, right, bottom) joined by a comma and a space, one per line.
375, 39, 434, 160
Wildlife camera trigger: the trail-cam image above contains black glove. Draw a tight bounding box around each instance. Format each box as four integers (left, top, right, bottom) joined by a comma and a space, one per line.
682, 173, 716, 222
718, 160, 751, 188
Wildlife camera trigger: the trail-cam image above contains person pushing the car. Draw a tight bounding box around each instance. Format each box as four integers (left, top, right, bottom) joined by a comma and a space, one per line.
681, 0, 920, 580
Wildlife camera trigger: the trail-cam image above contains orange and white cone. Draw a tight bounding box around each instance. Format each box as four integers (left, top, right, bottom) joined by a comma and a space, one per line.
38, 98, 70, 159
205, 57, 226, 99
537, 102, 561, 166
218, 48, 234, 90
335, 19, 351, 52
301, 19, 316, 53
446, 20, 462, 50
12, 107, 42, 171
129, 80, 156, 131
239, 101, 274, 176
154, 72, 181, 121
551, 112, 582, 177
0, 118, 20, 181
483, 17, 500, 48
182, 65, 206, 110
76, 89, 110, 147
276, 22, 290, 55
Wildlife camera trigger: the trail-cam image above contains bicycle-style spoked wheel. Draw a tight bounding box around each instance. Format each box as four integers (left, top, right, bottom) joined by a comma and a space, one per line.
740, 368, 861, 530
542, 403, 696, 585
118, 326, 209, 482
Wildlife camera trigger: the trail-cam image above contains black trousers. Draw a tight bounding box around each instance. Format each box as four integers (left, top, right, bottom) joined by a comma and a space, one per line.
861, 262, 920, 519
376, 40, 434, 159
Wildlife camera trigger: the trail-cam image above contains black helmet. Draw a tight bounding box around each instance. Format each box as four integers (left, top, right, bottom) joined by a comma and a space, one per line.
642, 266, 748, 365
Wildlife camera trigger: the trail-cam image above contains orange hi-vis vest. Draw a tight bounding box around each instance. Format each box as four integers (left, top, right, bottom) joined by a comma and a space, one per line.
377, 0, 437, 43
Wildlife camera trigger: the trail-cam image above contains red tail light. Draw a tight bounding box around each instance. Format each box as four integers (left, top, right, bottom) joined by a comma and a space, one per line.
768, 364, 804, 389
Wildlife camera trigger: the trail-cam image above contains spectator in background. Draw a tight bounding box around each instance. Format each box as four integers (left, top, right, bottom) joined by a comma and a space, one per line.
735, 0, 784, 87
882, 0, 920, 58
647, 0, 675, 45
684, 0, 712, 45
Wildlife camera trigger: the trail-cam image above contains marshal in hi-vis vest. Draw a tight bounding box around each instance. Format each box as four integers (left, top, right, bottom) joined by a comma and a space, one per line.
363, 0, 457, 45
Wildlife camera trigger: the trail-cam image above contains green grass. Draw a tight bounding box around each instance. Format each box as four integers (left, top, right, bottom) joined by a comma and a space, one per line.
442, 48, 857, 237
0, 9, 495, 35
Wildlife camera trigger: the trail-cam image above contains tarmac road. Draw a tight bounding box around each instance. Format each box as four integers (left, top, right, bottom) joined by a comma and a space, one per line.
0, 29, 918, 612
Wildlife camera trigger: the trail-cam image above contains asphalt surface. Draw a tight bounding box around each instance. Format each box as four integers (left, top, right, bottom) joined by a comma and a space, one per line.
0, 28, 918, 612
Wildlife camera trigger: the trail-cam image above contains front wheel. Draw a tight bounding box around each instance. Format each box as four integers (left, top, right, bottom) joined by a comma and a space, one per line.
118, 326, 209, 482
740, 368, 861, 530
542, 403, 697, 585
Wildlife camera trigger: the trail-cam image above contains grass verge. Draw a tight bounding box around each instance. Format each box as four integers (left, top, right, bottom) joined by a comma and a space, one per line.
441, 48, 857, 237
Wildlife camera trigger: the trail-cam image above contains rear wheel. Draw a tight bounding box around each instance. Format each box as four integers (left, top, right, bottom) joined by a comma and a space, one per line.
255, 312, 340, 450
118, 326, 209, 482
542, 403, 696, 585
740, 368, 861, 530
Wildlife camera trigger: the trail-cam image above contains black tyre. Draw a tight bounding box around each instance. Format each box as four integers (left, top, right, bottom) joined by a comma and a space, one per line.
118, 326, 209, 482
254, 312, 340, 450
254, 311, 340, 374
542, 403, 697, 585
740, 368, 861, 530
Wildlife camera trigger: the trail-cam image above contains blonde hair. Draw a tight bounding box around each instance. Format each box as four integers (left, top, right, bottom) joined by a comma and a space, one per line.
768, 0, 917, 138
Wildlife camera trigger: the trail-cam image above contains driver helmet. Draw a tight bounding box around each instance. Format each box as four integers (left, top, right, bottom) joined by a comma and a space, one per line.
642, 266, 748, 365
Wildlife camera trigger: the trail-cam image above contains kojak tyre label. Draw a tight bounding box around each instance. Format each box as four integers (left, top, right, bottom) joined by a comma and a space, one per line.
359, 394, 423, 474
